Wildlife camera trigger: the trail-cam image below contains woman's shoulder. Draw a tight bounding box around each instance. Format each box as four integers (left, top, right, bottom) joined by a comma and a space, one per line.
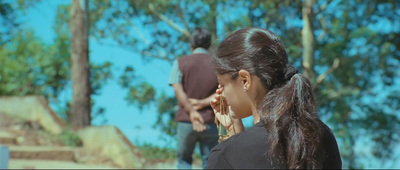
207, 130, 246, 168
318, 120, 343, 168
317, 120, 340, 149
210, 126, 255, 152
319, 121, 338, 142
223, 122, 268, 149
208, 123, 280, 169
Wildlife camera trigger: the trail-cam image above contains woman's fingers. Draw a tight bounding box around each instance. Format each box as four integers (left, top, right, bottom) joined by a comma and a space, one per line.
212, 86, 233, 129
216, 85, 223, 94
211, 99, 219, 113
211, 95, 222, 112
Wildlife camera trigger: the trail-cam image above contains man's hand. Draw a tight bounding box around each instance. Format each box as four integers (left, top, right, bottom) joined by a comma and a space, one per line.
172, 83, 206, 132
189, 98, 205, 111
189, 111, 206, 132
189, 93, 218, 111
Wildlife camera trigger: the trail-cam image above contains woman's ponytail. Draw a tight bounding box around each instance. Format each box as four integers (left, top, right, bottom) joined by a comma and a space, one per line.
260, 72, 324, 169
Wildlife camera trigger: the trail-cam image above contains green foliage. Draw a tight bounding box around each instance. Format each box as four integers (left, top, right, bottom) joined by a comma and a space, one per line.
54, 4, 70, 37
118, 67, 156, 110
312, 1, 400, 166
137, 142, 201, 161
125, 82, 156, 110
15, 0, 40, 10
118, 66, 135, 88
0, 28, 112, 117
0, 31, 70, 99
59, 129, 83, 147
0, 0, 13, 17
0, 0, 18, 46
91, 62, 113, 95
137, 143, 176, 160
154, 93, 177, 137
0, 0, 43, 45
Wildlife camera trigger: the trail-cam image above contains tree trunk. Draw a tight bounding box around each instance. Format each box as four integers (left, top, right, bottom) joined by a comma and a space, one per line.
209, 1, 218, 44
301, 0, 316, 85
69, 0, 91, 127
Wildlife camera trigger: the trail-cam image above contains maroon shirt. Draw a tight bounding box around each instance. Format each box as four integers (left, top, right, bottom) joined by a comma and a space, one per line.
175, 53, 218, 123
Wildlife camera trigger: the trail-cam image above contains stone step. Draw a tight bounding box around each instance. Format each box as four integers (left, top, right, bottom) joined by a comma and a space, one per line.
8, 145, 76, 162
9, 159, 116, 169
0, 132, 15, 145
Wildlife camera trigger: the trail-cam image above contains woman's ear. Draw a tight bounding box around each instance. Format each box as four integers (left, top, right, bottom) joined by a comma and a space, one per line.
238, 69, 251, 91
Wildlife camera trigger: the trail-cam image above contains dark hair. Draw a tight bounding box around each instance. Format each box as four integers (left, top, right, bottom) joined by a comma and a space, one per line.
212, 27, 324, 169
190, 27, 211, 49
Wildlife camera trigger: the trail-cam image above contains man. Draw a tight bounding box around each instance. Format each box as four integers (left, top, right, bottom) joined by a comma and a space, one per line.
169, 27, 218, 169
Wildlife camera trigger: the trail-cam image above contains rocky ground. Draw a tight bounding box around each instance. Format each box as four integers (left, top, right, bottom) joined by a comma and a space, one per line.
0, 113, 118, 168
0, 113, 202, 169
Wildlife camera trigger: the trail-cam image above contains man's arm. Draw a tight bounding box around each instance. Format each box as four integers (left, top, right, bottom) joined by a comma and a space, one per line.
189, 93, 218, 111
171, 83, 197, 114
171, 83, 206, 132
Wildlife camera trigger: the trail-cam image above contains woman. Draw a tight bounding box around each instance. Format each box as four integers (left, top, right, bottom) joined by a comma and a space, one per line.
207, 27, 342, 169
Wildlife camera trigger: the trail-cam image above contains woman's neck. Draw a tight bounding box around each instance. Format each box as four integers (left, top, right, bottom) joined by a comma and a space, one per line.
250, 104, 260, 124
253, 113, 260, 124
250, 89, 264, 125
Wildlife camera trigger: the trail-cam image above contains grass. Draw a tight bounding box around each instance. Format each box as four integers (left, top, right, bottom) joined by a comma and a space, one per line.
59, 129, 82, 147
137, 142, 202, 161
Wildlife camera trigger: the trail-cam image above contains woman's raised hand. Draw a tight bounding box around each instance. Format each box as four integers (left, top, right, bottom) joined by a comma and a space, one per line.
211, 85, 234, 131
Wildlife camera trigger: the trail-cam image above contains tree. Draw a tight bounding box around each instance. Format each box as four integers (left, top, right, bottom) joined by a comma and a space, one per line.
301, 0, 316, 83
1, 0, 112, 125
69, 0, 91, 127
0, 0, 18, 46
0, 31, 70, 97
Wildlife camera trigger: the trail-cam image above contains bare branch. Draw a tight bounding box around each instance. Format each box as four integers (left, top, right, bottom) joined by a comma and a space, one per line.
107, 18, 131, 41
141, 51, 173, 62
316, 58, 340, 84
148, 3, 190, 38
94, 41, 173, 63
132, 25, 151, 45
0, 38, 12, 48
301, 0, 316, 81
315, 0, 333, 14
177, 3, 189, 35
120, 12, 151, 45
317, 17, 329, 41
